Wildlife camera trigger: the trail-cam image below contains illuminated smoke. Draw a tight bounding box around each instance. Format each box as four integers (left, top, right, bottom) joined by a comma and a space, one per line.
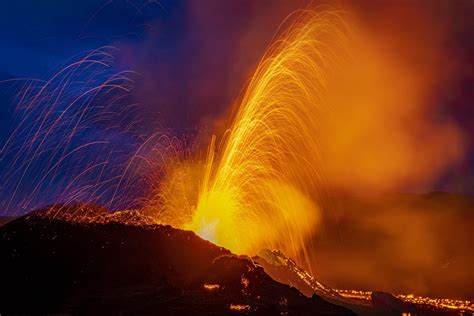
1, 4, 469, 296
150, 11, 351, 271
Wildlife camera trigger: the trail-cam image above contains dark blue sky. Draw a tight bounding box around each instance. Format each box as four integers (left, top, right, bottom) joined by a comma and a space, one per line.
0, 0, 182, 213
0, 0, 304, 136
0, 0, 173, 76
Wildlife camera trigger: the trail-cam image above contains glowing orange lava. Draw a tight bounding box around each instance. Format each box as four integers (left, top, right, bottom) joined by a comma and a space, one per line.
203, 283, 220, 291
150, 11, 350, 270
229, 304, 251, 312
335, 290, 474, 313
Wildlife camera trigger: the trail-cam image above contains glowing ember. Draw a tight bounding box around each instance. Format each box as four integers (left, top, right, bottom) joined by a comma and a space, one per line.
229, 304, 251, 311
241, 277, 249, 288
203, 284, 220, 291
334, 289, 372, 301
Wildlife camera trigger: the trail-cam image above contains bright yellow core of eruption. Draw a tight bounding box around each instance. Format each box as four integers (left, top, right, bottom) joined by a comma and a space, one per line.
154, 11, 349, 268
189, 189, 238, 248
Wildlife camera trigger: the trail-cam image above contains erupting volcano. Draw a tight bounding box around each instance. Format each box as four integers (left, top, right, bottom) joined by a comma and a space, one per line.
150, 11, 348, 269
1, 1, 473, 315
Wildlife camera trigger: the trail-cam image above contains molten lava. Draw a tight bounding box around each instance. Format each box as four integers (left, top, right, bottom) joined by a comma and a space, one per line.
151, 11, 349, 268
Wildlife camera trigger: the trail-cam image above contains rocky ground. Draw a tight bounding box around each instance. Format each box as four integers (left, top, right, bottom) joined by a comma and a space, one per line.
1, 204, 470, 315
0, 205, 353, 315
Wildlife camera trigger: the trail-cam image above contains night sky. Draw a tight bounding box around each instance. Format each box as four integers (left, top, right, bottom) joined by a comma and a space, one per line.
0, 0, 473, 214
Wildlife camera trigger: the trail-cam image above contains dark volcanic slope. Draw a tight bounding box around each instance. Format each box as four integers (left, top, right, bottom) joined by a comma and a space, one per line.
0, 216, 16, 226
0, 206, 353, 315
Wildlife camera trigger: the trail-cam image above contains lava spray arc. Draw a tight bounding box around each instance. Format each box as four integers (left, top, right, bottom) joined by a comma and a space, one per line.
153, 11, 351, 269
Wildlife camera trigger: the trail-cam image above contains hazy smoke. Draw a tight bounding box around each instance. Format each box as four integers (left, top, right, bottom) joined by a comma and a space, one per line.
315, 192, 474, 300
167, 0, 472, 299
321, 6, 467, 193
164, 0, 470, 193
6, 0, 468, 299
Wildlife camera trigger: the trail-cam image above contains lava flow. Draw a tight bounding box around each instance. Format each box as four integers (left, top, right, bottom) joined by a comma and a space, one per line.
335, 290, 474, 313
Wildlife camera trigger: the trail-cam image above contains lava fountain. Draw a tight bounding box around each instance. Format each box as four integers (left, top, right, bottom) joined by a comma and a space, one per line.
1, 9, 351, 272
152, 11, 350, 269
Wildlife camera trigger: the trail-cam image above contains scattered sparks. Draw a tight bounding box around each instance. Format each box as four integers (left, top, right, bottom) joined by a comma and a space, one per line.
0, 46, 181, 215
241, 277, 249, 288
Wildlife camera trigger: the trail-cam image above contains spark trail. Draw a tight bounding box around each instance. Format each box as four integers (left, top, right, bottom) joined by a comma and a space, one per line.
153, 11, 350, 269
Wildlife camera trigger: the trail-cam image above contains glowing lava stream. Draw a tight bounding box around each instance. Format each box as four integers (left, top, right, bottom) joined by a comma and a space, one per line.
155, 11, 349, 269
